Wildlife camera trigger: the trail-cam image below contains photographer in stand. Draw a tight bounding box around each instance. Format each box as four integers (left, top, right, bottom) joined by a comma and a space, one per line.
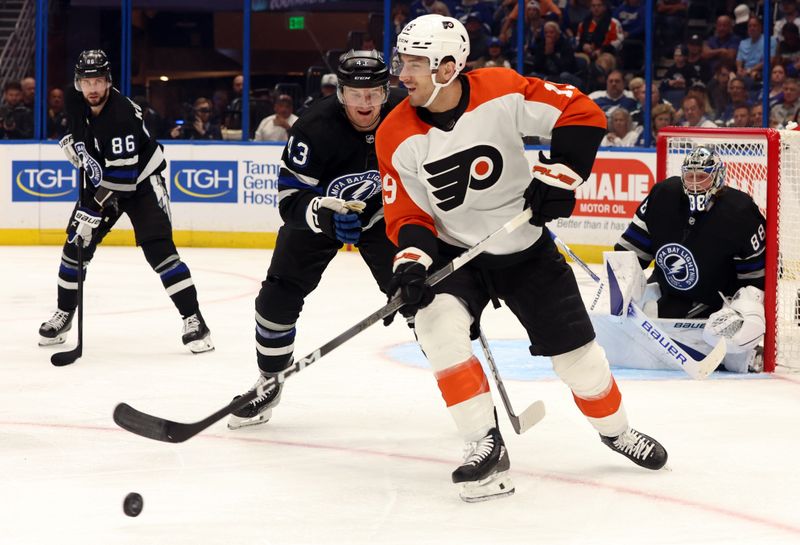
0, 81, 33, 139
169, 97, 221, 140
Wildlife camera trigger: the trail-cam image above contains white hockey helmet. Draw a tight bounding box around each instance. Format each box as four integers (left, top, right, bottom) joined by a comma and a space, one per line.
391, 14, 469, 107
681, 144, 725, 212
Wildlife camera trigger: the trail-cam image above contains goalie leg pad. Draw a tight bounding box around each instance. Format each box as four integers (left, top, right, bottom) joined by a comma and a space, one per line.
416, 294, 495, 441
552, 341, 629, 437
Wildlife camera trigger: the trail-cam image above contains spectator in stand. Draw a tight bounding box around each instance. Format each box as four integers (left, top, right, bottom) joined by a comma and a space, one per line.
46, 88, 68, 140
728, 103, 752, 127
703, 15, 741, 73
226, 74, 244, 130
390, 3, 411, 45
254, 94, 297, 142
0, 81, 33, 139
493, 0, 517, 36
576, 0, 624, 60
680, 94, 717, 127
453, 0, 497, 28
718, 77, 751, 124
772, 78, 800, 126
530, 21, 581, 87
736, 16, 776, 87
707, 61, 735, 117
170, 97, 222, 140
500, 0, 545, 57
21, 77, 35, 109
686, 84, 716, 120
472, 36, 512, 69
761, 63, 787, 108
411, 0, 454, 18
430, 1, 452, 16
300, 73, 338, 115
463, 12, 491, 68
563, 0, 591, 36
586, 51, 618, 93
628, 76, 645, 97
775, 0, 800, 42
211, 89, 229, 127
776, 23, 800, 77
631, 82, 669, 127
660, 44, 706, 107
685, 34, 712, 85
635, 102, 676, 146
600, 107, 641, 147
614, 0, 645, 70
655, 0, 688, 59
589, 69, 638, 114
732, 4, 750, 39
751, 102, 764, 127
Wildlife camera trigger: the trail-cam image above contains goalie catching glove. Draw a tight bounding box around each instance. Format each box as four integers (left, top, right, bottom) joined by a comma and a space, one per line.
523, 153, 584, 226
702, 286, 766, 354
305, 197, 366, 244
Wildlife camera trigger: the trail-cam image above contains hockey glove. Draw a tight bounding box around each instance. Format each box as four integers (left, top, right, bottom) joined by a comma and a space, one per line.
59, 134, 82, 169
703, 286, 766, 354
523, 156, 584, 227
384, 248, 435, 325
305, 196, 365, 245
67, 206, 102, 248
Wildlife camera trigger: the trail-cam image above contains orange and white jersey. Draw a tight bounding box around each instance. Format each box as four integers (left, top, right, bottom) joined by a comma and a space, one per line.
376, 67, 606, 256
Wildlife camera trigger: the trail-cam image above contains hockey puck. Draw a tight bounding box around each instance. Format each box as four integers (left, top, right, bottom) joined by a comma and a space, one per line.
123, 492, 143, 517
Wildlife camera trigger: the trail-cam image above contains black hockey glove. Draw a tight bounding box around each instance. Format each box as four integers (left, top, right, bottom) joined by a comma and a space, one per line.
305, 196, 365, 245
523, 156, 584, 227
383, 247, 436, 326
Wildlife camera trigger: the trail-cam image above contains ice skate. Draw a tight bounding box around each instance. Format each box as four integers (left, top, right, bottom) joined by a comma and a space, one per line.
182, 312, 214, 354
38, 309, 75, 346
601, 428, 668, 470
452, 427, 514, 503
227, 373, 283, 430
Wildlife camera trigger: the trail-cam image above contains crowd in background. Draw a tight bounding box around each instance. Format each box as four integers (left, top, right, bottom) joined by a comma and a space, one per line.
6, 0, 800, 147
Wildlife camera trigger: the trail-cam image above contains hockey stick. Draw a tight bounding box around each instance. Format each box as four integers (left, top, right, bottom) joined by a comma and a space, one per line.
478, 330, 545, 434
113, 209, 535, 443
548, 229, 725, 380
52, 170, 85, 367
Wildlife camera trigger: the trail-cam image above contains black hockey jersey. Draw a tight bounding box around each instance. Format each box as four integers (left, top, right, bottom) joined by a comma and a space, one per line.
277, 88, 405, 231
615, 177, 766, 315
67, 87, 166, 195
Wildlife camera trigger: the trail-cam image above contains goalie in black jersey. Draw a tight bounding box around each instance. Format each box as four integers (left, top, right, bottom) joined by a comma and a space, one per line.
38, 50, 213, 354
596, 144, 767, 373
227, 50, 405, 429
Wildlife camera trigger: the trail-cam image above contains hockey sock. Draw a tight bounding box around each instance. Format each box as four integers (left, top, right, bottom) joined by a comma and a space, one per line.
552, 341, 629, 437
56, 243, 93, 312
142, 239, 198, 318
255, 309, 296, 374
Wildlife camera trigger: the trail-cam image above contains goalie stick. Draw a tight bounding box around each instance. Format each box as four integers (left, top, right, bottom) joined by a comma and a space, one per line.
548, 229, 724, 380
478, 330, 545, 434
113, 209, 535, 443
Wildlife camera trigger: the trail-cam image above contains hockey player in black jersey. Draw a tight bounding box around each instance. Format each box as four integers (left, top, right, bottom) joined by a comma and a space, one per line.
610, 144, 767, 372
227, 50, 405, 429
38, 50, 213, 354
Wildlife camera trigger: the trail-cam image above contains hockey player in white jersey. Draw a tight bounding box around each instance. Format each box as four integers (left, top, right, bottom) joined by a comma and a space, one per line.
592, 145, 767, 373
377, 14, 667, 503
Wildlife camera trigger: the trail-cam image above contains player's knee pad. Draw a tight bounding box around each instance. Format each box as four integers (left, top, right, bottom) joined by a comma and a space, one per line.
141, 238, 179, 271
414, 294, 473, 372
551, 340, 612, 397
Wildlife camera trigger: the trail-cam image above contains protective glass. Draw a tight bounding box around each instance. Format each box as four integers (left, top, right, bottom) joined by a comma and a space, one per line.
339, 85, 388, 107
390, 49, 433, 77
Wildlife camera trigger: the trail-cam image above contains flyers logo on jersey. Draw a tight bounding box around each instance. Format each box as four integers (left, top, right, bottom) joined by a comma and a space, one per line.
423, 145, 503, 211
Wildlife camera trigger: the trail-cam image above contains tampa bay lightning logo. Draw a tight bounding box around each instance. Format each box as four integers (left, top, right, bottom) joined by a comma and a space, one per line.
74, 141, 103, 188
327, 170, 381, 202
655, 243, 699, 290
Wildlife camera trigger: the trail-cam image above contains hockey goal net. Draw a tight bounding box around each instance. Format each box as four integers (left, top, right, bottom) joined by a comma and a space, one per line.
657, 127, 800, 373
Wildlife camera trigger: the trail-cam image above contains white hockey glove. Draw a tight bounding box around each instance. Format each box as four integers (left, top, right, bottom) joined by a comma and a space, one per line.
703, 286, 766, 354
305, 197, 366, 244
59, 134, 81, 169
67, 206, 102, 248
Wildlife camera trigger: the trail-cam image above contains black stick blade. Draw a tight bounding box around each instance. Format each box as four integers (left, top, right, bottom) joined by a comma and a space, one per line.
51, 347, 82, 366
113, 403, 176, 443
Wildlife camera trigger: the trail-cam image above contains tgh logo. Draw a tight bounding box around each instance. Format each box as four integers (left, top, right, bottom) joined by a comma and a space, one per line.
170, 161, 238, 203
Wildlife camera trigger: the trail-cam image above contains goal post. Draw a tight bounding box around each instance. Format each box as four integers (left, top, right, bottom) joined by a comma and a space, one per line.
656, 127, 800, 373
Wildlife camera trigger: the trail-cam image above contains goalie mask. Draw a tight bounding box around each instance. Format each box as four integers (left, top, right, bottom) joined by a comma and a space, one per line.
336, 49, 390, 108
681, 145, 725, 212
74, 49, 112, 91
391, 14, 469, 108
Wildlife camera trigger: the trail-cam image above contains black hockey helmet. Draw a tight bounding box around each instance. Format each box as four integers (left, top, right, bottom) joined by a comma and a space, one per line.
74, 49, 112, 91
336, 50, 389, 89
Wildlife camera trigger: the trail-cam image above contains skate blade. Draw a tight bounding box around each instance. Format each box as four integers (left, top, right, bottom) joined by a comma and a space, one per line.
186, 335, 215, 354
38, 333, 68, 346
227, 408, 273, 430
459, 471, 515, 503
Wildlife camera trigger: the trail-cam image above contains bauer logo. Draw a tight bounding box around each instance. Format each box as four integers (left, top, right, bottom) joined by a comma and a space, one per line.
170, 161, 238, 203
12, 161, 79, 201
